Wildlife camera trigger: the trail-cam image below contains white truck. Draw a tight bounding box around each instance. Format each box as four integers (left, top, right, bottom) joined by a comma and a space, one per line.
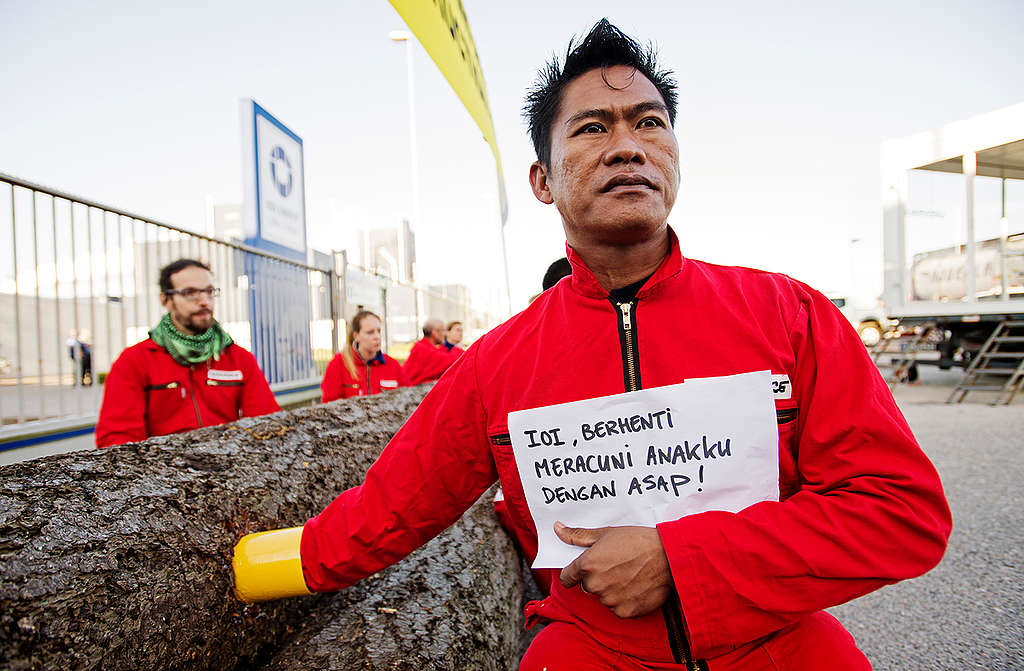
881, 103, 1024, 370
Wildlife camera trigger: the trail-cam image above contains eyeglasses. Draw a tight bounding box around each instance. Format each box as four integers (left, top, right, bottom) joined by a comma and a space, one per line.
164, 287, 221, 301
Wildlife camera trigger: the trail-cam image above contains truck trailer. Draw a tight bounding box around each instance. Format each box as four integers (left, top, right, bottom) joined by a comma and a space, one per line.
910, 233, 1024, 304
881, 103, 1024, 398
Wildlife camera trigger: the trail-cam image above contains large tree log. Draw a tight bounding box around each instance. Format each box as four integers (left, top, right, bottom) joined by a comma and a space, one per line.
0, 386, 526, 670
261, 493, 522, 671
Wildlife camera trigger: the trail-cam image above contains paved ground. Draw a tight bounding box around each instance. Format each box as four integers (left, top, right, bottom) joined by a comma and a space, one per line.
0, 382, 102, 424
830, 366, 1024, 670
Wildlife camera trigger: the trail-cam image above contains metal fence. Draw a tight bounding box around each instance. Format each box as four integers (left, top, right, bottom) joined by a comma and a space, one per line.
0, 172, 490, 441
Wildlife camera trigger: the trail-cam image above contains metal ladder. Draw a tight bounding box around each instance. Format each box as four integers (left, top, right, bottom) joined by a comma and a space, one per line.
872, 323, 937, 387
947, 319, 1024, 405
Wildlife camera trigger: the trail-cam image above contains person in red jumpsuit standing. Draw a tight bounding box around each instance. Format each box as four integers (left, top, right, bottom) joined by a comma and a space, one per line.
96, 259, 279, 448
401, 318, 462, 384
320, 310, 408, 402
232, 20, 951, 670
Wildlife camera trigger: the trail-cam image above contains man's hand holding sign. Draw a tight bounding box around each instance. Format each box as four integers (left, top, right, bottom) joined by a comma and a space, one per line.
506, 371, 779, 619
555, 521, 671, 618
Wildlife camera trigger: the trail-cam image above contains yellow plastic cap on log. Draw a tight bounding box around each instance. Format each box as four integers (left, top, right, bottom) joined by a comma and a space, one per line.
232, 526, 313, 603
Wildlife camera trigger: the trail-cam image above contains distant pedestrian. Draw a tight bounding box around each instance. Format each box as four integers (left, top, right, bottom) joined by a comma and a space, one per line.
66, 329, 83, 385
78, 330, 93, 386
321, 310, 408, 402
96, 259, 279, 447
402, 318, 462, 385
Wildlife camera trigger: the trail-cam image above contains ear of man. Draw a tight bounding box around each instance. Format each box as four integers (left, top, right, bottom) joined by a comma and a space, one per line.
529, 161, 554, 204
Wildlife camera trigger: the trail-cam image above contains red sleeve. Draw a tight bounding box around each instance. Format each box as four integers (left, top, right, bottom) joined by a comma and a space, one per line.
300, 344, 498, 592
95, 348, 148, 448
238, 348, 280, 417
321, 354, 346, 403
657, 287, 951, 656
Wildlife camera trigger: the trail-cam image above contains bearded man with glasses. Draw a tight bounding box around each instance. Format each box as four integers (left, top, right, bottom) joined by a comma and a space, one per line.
96, 258, 279, 448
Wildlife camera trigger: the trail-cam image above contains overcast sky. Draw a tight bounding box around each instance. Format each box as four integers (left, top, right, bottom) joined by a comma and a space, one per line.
2, 0, 1022, 312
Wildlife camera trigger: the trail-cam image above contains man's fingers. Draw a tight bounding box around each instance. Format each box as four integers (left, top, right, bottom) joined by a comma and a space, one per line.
553, 520, 605, 548
560, 555, 583, 588
555, 522, 610, 590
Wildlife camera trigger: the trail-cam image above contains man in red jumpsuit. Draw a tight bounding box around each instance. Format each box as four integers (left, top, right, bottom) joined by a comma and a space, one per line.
401, 318, 462, 385
96, 259, 279, 448
233, 20, 951, 670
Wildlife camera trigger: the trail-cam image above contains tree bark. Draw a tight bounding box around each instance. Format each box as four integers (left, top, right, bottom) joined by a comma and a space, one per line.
0, 386, 526, 670
261, 494, 523, 671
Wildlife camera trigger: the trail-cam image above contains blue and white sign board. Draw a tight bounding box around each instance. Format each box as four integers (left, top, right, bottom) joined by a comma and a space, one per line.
239, 99, 313, 384
240, 99, 308, 261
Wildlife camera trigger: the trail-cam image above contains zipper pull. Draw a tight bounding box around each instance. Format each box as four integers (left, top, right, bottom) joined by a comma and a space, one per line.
619, 302, 632, 331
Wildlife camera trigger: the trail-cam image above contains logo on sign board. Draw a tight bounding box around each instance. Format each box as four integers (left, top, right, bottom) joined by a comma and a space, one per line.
269, 145, 293, 197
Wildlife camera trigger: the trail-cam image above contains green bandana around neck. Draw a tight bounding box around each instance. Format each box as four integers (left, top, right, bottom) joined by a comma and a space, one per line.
149, 313, 233, 366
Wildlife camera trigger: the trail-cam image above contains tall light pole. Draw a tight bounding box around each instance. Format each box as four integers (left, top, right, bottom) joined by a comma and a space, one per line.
389, 30, 417, 285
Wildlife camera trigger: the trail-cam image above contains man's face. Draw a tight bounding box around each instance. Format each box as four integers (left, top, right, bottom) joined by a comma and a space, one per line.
529, 65, 680, 247
428, 323, 444, 346
161, 266, 216, 335
448, 323, 463, 345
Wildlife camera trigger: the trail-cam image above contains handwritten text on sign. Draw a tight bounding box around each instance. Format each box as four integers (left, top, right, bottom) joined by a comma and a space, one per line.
508, 370, 780, 568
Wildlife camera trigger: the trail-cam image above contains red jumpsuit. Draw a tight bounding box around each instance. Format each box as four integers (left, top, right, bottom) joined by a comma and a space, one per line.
96, 339, 279, 448
300, 230, 951, 669
320, 348, 408, 402
401, 337, 462, 385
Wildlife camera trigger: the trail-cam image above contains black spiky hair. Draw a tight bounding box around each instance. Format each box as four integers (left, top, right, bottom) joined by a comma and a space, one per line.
523, 18, 678, 167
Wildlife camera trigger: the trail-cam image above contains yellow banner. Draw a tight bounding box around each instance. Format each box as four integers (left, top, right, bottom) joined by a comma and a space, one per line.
389, 0, 508, 224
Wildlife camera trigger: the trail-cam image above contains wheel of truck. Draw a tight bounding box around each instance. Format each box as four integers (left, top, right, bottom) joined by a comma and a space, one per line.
857, 321, 883, 347
938, 335, 959, 370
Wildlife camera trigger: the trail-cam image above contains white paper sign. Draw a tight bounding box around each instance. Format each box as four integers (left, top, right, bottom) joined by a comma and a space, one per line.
508, 370, 780, 568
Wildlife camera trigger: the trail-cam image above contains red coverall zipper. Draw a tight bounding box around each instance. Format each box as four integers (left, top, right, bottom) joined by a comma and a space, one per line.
186, 365, 202, 427
613, 298, 705, 671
